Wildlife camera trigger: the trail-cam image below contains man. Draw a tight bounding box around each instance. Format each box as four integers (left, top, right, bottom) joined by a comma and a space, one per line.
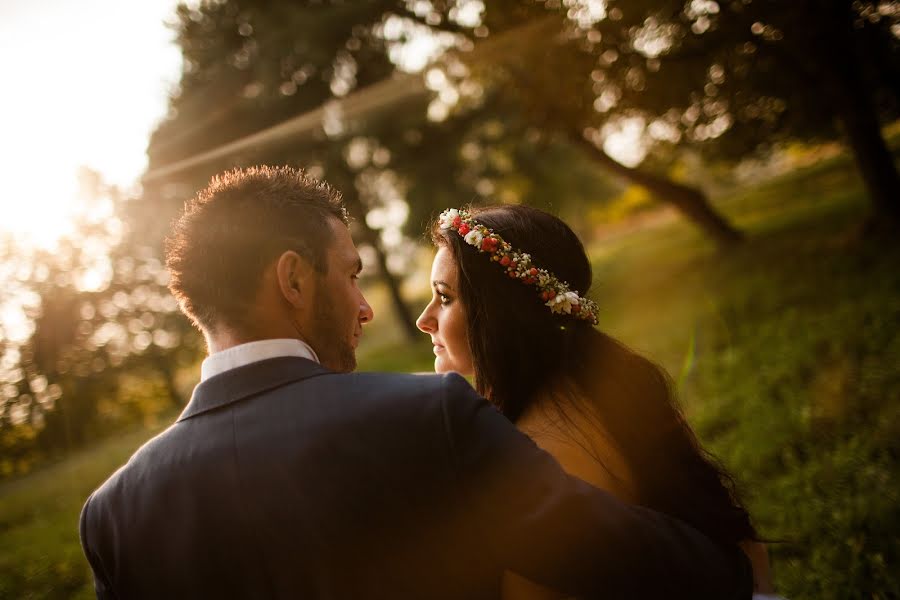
80, 166, 751, 599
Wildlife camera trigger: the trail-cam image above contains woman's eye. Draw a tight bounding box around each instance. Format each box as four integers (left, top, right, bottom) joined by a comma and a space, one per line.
439, 293, 451, 305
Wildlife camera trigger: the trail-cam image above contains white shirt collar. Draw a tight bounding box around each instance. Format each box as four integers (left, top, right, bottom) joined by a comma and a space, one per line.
200, 338, 320, 381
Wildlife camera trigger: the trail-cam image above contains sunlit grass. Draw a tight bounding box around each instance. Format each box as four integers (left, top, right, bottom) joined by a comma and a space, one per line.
0, 420, 173, 600
588, 157, 898, 598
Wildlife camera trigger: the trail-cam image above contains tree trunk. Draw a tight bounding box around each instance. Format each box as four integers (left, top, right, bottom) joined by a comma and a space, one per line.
821, 3, 900, 229
569, 131, 745, 247
835, 92, 900, 227
342, 193, 420, 342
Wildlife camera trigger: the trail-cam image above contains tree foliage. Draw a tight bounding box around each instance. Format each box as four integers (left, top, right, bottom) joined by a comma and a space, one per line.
0, 171, 197, 478
431, 0, 900, 220
146, 0, 900, 251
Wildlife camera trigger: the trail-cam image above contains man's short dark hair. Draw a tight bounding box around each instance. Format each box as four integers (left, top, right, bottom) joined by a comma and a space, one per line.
165, 165, 349, 332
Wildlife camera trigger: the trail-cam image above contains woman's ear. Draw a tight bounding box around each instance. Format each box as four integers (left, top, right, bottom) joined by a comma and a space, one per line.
275, 250, 314, 308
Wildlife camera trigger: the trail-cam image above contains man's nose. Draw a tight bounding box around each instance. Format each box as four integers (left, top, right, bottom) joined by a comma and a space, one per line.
359, 296, 374, 323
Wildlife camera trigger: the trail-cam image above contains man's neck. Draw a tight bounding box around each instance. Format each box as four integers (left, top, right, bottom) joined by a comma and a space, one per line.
204, 327, 246, 355
205, 328, 301, 355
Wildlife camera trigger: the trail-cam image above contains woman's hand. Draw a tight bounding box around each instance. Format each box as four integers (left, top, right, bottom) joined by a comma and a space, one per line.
740, 540, 775, 594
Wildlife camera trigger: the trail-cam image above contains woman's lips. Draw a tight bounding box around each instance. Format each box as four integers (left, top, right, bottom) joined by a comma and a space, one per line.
432, 343, 445, 355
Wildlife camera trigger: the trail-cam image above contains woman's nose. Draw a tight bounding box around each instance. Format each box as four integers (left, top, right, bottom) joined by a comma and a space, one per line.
416, 305, 436, 333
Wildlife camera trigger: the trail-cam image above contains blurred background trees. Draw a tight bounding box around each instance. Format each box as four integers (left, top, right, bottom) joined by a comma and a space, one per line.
1, 0, 897, 480
0, 169, 197, 476
3, 0, 899, 479
143, 0, 900, 244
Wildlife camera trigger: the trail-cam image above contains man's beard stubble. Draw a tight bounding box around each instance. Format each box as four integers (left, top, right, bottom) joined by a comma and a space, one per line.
311, 295, 357, 373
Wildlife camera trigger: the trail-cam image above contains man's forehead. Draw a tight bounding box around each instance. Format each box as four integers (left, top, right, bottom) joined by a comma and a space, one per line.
327, 218, 361, 265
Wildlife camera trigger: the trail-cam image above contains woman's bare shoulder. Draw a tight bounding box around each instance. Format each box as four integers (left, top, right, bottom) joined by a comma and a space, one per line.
517, 393, 637, 501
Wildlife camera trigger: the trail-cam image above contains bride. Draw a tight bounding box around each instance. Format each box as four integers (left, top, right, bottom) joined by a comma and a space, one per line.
416, 205, 777, 599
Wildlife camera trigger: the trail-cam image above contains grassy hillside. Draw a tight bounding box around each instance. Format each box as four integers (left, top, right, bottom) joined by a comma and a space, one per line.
0, 424, 171, 599
587, 158, 899, 598
1, 153, 897, 599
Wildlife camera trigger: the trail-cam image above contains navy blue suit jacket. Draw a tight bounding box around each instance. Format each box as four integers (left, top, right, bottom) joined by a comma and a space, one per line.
80, 357, 751, 599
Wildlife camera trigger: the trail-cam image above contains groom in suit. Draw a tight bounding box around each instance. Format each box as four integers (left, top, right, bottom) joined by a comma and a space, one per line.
79, 166, 751, 599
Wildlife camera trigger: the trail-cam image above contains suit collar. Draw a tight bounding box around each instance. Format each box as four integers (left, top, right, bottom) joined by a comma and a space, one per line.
178, 356, 331, 422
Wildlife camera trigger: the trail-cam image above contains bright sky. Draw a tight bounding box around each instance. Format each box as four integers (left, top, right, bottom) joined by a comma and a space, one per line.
0, 0, 182, 247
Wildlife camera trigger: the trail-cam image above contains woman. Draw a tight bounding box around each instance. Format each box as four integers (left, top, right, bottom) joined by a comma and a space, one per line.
416, 205, 776, 599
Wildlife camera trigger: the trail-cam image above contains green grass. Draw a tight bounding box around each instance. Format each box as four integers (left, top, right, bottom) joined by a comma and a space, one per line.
2, 153, 898, 598
589, 159, 900, 598
0, 421, 172, 600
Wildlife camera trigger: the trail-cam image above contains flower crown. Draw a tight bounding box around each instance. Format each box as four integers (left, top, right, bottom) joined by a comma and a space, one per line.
439, 208, 599, 325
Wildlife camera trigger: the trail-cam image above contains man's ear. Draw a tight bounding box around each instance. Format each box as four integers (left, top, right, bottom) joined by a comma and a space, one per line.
275, 250, 315, 308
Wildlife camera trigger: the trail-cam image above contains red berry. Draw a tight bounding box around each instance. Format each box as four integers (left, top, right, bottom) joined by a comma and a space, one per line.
529, 268, 538, 276
500, 256, 511, 266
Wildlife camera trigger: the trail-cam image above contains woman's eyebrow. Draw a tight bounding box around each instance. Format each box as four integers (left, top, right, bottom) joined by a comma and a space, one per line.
432, 280, 452, 289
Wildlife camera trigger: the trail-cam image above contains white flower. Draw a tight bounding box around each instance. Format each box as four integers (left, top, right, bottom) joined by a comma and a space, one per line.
464, 229, 484, 247
546, 291, 581, 314
438, 208, 460, 229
